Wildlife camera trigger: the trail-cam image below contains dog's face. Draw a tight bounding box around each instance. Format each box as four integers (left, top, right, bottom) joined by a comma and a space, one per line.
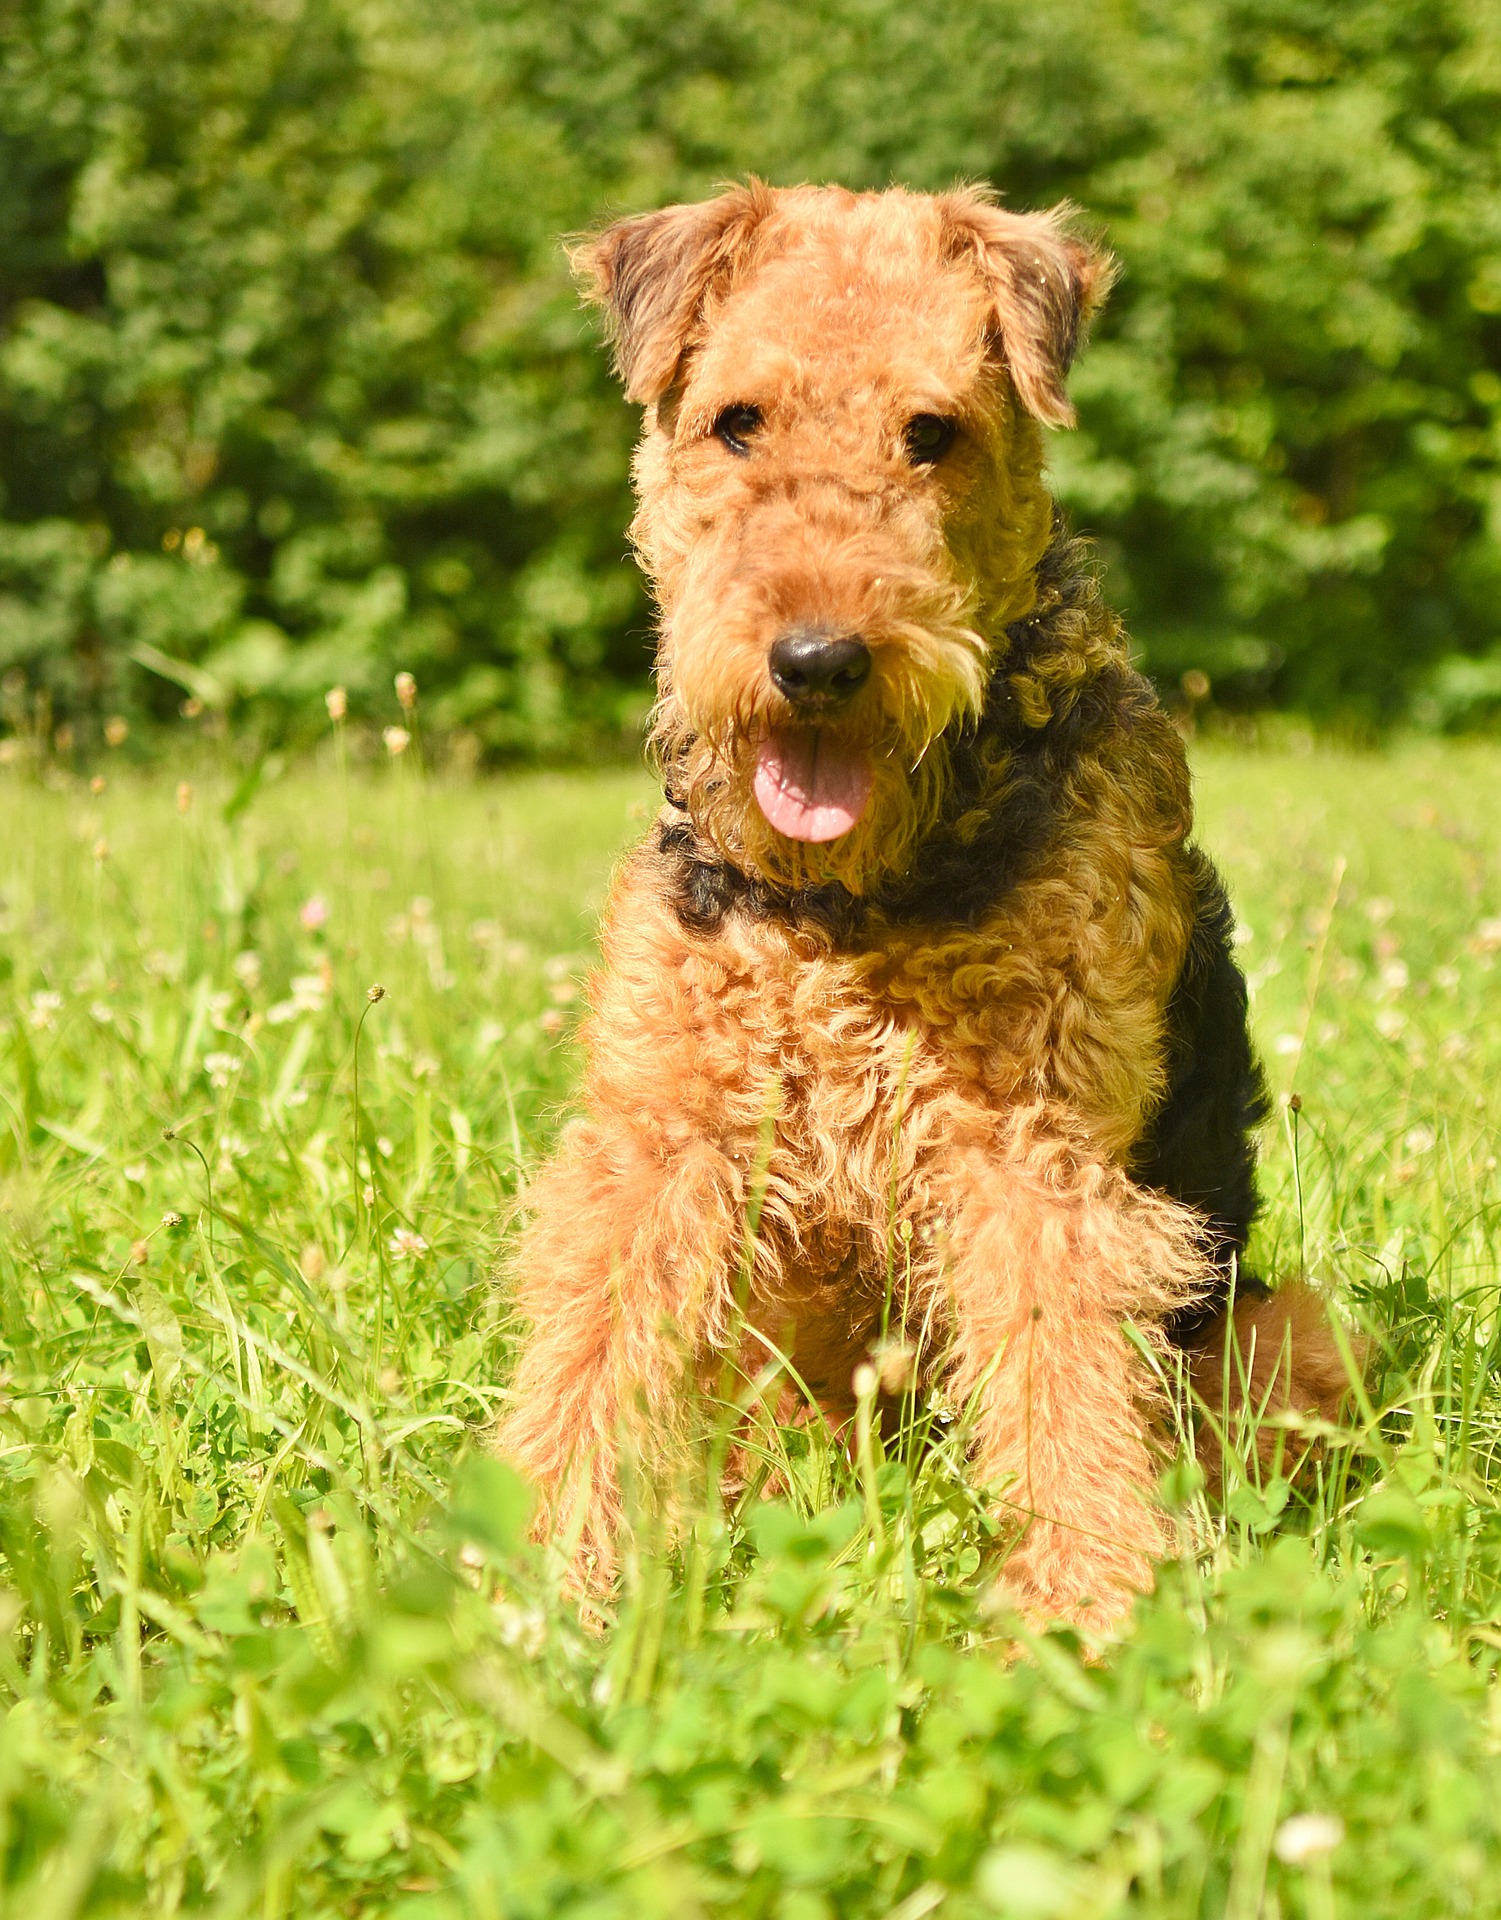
575, 184, 1108, 894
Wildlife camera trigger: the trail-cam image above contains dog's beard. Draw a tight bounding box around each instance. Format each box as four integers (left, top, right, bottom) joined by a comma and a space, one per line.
651, 633, 988, 897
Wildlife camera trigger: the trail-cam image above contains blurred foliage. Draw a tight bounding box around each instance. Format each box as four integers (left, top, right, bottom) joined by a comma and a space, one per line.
2, 0, 1501, 743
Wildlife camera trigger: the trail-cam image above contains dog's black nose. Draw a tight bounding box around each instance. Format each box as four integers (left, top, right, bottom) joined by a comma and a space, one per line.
768, 631, 871, 706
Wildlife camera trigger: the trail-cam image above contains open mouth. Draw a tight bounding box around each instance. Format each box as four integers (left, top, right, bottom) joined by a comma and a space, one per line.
752, 726, 873, 842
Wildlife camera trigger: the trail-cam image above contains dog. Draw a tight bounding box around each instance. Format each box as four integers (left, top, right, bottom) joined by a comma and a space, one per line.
497, 182, 1351, 1626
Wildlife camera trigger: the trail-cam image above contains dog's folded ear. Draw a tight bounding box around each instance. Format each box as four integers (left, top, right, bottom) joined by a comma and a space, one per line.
940, 190, 1114, 428
569, 184, 774, 404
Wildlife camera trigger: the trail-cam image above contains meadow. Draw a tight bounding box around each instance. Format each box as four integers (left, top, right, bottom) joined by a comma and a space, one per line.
0, 733, 1499, 1918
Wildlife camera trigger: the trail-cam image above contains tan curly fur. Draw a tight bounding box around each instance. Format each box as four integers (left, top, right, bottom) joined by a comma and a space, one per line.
497, 182, 1346, 1627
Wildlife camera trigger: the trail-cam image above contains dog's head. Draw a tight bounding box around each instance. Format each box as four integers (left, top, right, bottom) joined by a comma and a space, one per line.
574, 183, 1110, 895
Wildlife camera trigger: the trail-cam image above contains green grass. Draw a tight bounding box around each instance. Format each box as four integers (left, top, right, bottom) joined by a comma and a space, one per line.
1, 738, 1500, 1919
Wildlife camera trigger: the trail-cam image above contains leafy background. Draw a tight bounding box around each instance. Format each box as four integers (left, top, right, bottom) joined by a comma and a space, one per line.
3, 0, 1501, 747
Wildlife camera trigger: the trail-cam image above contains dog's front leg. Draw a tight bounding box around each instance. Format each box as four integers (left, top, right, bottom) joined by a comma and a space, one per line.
496, 1120, 741, 1583
935, 1109, 1210, 1628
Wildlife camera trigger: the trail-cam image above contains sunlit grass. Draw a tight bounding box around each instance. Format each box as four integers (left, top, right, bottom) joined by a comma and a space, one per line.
0, 739, 1499, 1917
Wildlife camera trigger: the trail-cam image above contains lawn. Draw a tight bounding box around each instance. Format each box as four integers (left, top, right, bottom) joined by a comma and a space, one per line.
0, 737, 1499, 1919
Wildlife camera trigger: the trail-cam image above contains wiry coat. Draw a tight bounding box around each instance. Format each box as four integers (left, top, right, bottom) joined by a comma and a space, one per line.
498, 183, 1347, 1625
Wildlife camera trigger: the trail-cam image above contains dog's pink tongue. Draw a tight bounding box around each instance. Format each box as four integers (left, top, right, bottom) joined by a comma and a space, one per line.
753, 728, 873, 842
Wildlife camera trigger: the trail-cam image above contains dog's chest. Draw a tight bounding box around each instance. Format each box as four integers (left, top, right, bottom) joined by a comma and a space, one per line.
721, 913, 1055, 1118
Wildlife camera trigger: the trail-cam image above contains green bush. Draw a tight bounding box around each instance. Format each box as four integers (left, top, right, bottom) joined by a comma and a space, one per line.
2, 0, 1499, 741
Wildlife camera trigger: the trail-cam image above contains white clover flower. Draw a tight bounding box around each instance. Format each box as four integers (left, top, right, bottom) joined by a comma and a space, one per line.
28, 990, 63, 1030
203, 1050, 240, 1089
289, 973, 327, 1013
1403, 1126, 1435, 1156
233, 951, 262, 990
388, 1228, 428, 1260
1274, 1812, 1344, 1864
474, 1019, 507, 1056
495, 1602, 546, 1657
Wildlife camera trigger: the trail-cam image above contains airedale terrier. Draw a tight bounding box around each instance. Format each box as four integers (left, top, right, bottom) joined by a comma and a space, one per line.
498, 182, 1351, 1625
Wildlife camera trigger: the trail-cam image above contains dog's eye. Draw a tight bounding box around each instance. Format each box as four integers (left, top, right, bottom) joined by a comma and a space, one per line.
712, 404, 762, 455
904, 414, 958, 466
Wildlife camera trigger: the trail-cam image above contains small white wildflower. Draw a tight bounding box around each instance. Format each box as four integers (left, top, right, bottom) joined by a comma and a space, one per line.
203, 1050, 240, 1089
1274, 1812, 1344, 1865
1363, 896, 1395, 926
394, 671, 417, 712
1432, 964, 1460, 992
325, 686, 348, 722
232, 951, 262, 991
1403, 1126, 1435, 1156
289, 973, 327, 1013
28, 990, 63, 1031
496, 1602, 546, 1657
388, 1228, 428, 1260
1473, 916, 1501, 952
299, 894, 329, 932
1379, 959, 1410, 994
376, 1136, 394, 1159
123, 1163, 147, 1185
265, 1000, 299, 1026
89, 1002, 113, 1025
1273, 1033, 1300, 1056
1374, 1008, 1407, 1041
1440, 1032, 1469, 1062
474, 1019, 507, 1056
383, 726, 411, 756
412, 1052, 440, 1080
